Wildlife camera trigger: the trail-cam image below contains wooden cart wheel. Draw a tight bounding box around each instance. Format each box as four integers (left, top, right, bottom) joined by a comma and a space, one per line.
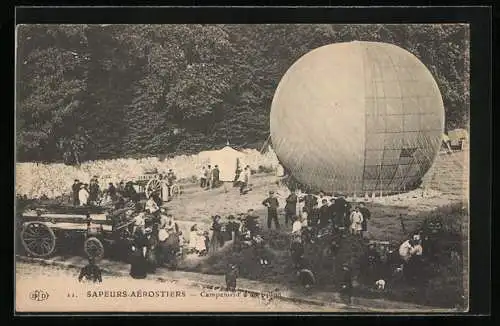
170, 184, 181, 198
84, 237, 104, 260
145, 178, 162, 199
20, 222, 56, 257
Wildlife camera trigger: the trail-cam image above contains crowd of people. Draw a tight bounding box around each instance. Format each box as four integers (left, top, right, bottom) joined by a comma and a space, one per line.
70, 169, 180, 208
66, 169, 431, 296
257, 188, 431, 297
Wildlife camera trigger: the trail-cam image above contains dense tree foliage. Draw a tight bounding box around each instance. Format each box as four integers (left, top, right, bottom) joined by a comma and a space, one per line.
16, 24, 469, 164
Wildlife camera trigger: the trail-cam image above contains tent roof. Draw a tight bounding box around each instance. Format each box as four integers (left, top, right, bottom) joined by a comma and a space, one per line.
198, 146, 244, 160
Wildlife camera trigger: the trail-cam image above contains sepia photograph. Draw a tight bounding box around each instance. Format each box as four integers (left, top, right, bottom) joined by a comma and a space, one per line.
15, 22, 470, 313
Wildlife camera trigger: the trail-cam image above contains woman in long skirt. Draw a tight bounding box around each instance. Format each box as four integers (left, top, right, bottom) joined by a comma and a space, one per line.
129, 230, 149, 279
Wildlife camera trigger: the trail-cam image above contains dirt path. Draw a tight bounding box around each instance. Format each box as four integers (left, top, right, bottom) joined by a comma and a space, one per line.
15, 261, 346, 313
16, 256, 447, 312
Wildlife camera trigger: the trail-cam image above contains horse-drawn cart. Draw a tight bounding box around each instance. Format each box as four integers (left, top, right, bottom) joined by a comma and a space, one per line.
134, 168, 181, 199
16, 204, 133, 260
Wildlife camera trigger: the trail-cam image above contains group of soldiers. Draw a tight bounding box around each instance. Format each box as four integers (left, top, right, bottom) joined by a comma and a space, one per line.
199, 165, 221, 189
258, 188, 434, 296
261, 190, 372, 236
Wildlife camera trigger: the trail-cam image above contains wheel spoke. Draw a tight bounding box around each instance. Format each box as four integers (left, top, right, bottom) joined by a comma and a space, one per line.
26, 240, 40, 249
40, 242, 51, 254
24, 228, 38, 237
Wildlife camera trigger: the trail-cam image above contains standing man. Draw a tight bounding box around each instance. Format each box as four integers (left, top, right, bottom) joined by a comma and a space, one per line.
108, 182, 117, 202
166, 169, 177, 198
237, 166, 248, 195
318, 199, 330, 228
89, 179, 100, 205
300, 192, 317, 222
328, 197, 336, 228
316, 191, 326, 209
212, 165, 220, 188
334, 195, 348, 230
205, 165, 212, 190
340, 263, 353, 305
72, 179, 81, 206
262, 191, 280, 230
359, 202, 371, 237
117, 181, 125, 196
285, 190, 298, 226
200, 166, 207, 188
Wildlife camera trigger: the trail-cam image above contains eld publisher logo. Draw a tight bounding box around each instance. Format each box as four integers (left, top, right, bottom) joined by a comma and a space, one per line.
29, 290, 49, 302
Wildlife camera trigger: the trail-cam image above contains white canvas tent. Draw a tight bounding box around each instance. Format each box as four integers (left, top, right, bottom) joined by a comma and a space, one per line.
199, 145, 245, 182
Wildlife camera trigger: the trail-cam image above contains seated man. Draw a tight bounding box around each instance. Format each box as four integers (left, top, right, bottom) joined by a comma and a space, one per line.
244, 209, 260, 237
78, 258, 102, 283
145, 195, 160, 215
399, 238, 423, 263
398, 238, 424, 281
297, 268, 315, 289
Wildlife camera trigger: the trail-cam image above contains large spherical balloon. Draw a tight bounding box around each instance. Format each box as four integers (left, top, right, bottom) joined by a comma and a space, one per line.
270, 41, 445, 195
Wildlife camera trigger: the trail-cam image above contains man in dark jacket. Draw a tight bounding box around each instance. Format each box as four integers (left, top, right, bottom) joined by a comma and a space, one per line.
301, 193, 317, 218
318, 199, 330, 228
108, 183, 117, 201
72, 179, 81, 206
334, 195, 348, 229
328, 197, 337, 227
359, 202, 371, 237
89, 179, 100, 205
212, 165, 220, 188
285, 190, 298, 226
205, 165, 212, 190
262, 191, 280, 230
225, 264, 238, 291
340, 263, 353, 304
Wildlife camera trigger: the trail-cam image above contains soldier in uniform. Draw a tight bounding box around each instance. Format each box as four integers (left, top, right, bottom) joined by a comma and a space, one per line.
225, 264, 239, 292
72, 179, 81, 206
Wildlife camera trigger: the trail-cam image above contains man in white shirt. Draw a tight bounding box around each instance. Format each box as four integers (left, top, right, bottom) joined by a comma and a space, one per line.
316, 191, 326, 209
132, 212, 146, 236
399, 238, 423, 262
292, 216, 302, 234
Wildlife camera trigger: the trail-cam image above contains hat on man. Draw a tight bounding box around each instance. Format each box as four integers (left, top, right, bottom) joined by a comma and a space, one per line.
269, 191, 274, 195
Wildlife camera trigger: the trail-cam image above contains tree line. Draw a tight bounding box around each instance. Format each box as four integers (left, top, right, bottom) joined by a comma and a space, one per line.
16, 24, 469, 164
